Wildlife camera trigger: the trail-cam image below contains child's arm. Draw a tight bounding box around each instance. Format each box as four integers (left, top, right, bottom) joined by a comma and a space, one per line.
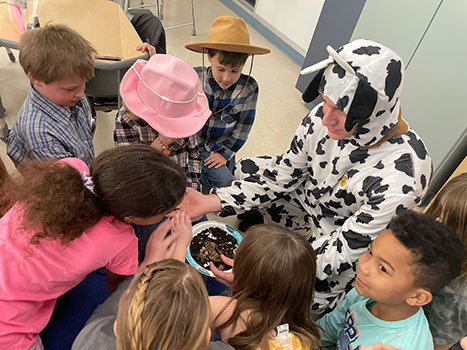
317, 288, 360, 346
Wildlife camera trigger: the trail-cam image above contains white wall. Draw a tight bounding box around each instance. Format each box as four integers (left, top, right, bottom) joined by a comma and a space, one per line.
255, 0, 324, 54
351, 0, 467, 176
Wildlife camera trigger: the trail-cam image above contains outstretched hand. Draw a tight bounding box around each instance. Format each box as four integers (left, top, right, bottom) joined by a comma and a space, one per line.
210, 254, 234, 288
178, 187, 222, 220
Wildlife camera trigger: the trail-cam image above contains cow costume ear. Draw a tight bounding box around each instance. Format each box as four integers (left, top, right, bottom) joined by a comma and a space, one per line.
302, 68, 325, 103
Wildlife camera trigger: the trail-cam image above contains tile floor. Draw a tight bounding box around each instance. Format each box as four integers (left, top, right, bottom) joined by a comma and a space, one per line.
0, 0, 310, 226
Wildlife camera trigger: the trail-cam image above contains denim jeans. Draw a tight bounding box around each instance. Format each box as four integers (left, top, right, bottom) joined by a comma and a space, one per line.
199, 147, 235, 189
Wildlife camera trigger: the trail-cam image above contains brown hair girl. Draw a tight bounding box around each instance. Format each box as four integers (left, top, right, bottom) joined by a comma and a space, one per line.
426, 172, 467, 276
2, 144, 187, 244
213, 224, 320, 350
115, 259, 210, 350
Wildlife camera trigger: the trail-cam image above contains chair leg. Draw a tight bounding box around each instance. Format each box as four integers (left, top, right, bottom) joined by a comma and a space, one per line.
159, 0, 164, 20
6, 48, 15, 63
191, 0, 196, 35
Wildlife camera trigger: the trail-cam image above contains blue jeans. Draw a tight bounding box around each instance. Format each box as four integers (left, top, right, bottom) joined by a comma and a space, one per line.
199, 147, 235, 189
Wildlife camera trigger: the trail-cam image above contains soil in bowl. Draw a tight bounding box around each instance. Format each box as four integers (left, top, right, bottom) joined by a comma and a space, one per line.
190, 227, 238, 271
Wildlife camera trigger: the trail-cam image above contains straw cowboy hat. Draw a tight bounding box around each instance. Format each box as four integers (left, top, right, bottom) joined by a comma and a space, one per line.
120, 54, 211, 138
185, 16, 270, 55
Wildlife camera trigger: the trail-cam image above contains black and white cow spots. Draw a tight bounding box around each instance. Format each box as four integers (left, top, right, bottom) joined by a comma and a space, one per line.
407, 131, 428, 160
356, 212, 374, 224
349, 148, 370, 164
315, 106, 324, 119
375, 110, 385, 117
362, 176, 389, 195
342, 229, 372, 249
373, 160, 384, 169
332, 64, 346, 78
352, 45, 381, 56
394, 153, 414, 177
402, 185, 414, 194
336, 95, 349, 110
335, 189, 357, 206
240, 158, 259, 174
290, 135, 304, 155
316, 138, 327, 155
421, 174, 427, 190
385, 59, 403, 102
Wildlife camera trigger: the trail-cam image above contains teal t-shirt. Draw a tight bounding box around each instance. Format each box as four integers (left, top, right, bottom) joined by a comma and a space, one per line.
318, 288, 434, 350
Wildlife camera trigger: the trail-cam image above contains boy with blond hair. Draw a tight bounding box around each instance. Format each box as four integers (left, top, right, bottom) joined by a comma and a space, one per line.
185, 15, 269, 190
7, 24, 97, 166
318, 210, 464, 350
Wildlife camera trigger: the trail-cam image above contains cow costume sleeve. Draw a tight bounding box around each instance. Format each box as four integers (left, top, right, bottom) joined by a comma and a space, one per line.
216, 39, 432, 313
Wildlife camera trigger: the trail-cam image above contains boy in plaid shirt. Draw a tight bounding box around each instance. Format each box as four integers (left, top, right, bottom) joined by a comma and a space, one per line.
185, 16, 270, 189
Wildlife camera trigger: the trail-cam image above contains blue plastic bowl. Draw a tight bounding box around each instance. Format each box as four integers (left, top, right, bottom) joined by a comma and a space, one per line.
186, 221, 242, 277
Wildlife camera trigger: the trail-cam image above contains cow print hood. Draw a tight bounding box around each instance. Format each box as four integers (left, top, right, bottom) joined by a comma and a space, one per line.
302, 39, 405, 147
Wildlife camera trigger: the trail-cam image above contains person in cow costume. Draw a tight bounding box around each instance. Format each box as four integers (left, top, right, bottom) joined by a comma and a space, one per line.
182, 39, 432, 314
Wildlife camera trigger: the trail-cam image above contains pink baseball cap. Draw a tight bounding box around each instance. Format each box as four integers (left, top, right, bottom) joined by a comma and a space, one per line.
120, 54, 211, 138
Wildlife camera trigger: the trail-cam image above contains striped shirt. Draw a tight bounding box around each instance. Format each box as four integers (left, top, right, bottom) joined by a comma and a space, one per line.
7, 86, 94, 166
114, 108, 201, 191
195, 66, 258, 161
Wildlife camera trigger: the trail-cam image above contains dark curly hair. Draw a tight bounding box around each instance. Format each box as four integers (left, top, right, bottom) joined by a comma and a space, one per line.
2, 145, 186, 245
389, 210, 465, 292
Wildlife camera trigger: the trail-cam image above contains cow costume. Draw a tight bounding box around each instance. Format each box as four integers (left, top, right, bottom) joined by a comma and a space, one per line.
213, 39, 432, 313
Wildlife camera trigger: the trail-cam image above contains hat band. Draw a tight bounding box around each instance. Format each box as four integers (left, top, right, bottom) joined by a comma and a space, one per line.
135, 75, 209, 119
132, 64, 200, 104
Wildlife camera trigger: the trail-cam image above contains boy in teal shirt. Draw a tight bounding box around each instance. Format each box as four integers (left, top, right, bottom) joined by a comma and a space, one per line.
318, 210, 464, 350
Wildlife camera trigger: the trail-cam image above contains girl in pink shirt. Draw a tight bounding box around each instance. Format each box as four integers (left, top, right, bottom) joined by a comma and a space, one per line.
0, 144, 188, 350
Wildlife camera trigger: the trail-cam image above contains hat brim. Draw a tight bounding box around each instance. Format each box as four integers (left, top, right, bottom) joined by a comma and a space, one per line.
185, 42, 270, 55
120, 61, 212, 139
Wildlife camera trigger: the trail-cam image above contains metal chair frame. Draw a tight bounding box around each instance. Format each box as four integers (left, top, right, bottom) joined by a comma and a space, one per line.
123, 0, 196, 35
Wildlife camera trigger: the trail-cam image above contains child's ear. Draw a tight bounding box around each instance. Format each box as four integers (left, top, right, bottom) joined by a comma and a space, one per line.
27, 72, 42, 86
406, 288, 432, 307
123, 216, 135, 224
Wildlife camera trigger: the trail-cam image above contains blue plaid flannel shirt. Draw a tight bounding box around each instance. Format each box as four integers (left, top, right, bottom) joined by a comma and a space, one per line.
195, 66, 258, 160
7, 86, 94, 166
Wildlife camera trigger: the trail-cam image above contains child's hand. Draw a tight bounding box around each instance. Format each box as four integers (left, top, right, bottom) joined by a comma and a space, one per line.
210, 254, 234, 288
170, 211, 193, 261
141, 219, 177, 268
136, 42, 156, 57
204, 152, 227, 169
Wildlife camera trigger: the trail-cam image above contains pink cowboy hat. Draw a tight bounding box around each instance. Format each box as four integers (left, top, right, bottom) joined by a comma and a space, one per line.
120, 54, 211, 138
